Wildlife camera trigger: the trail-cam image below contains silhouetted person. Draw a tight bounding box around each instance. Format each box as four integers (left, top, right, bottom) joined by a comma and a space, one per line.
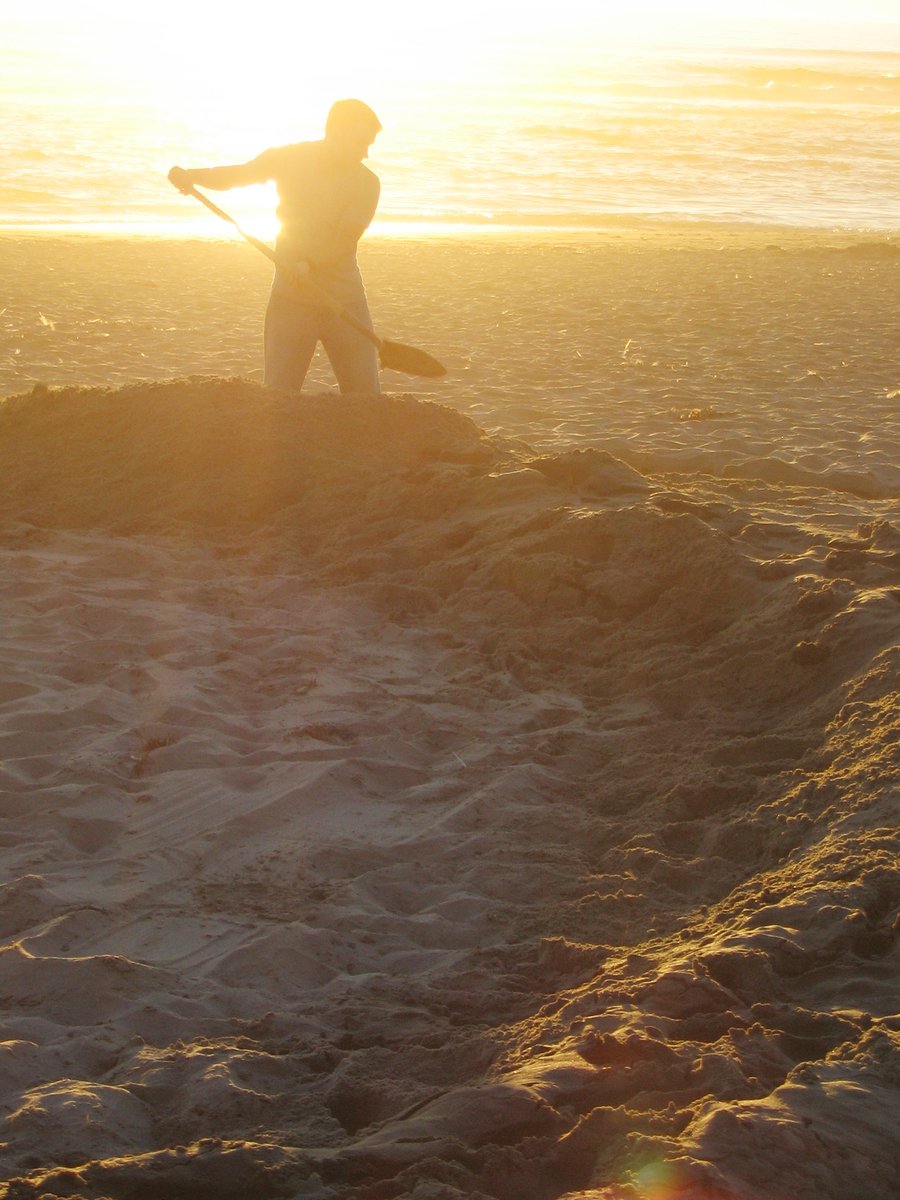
169, 99, 382, 394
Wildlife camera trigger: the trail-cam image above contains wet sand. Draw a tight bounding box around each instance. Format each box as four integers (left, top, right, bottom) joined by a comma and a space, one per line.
0, 229, 898, 1200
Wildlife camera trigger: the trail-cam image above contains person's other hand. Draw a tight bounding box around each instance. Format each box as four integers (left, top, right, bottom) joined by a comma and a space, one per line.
275, 249, 311, 278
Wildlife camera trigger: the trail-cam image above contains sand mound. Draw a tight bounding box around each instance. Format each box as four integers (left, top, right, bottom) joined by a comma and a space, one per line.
0, 379, 501, 535
0, 381, 897, 1200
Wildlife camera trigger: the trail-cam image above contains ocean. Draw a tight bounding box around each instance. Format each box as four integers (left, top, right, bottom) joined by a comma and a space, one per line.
3, 36, 899, 235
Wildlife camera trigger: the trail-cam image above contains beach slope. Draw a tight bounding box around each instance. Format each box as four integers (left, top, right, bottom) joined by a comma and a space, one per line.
0, 379, 898, 1199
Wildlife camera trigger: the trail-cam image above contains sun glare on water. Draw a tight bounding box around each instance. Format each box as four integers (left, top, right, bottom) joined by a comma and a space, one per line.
10, 0, 900, 112
14, 0, 900, 132
12, 1, 566, 124
20, 0, 897, 128
4, 0, 898, 234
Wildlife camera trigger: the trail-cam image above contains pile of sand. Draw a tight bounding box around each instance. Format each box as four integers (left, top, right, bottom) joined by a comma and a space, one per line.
0, 381, 897, 1200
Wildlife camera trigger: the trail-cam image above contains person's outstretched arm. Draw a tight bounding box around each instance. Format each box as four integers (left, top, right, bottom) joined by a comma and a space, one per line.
169, 160, 271, 192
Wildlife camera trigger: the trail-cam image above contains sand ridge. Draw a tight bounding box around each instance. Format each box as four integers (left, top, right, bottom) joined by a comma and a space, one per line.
0, 374, 898, 1199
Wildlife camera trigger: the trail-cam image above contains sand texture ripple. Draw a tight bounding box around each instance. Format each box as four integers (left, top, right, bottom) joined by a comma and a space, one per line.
0, 230, 899, 1200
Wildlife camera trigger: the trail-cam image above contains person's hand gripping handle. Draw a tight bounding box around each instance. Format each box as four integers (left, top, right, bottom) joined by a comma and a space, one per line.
168, 166, 195, 195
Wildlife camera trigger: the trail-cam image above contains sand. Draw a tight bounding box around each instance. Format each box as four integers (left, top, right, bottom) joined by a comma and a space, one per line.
0, 228, 898, 1200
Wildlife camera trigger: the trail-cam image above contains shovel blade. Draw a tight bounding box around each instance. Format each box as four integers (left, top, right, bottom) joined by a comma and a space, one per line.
378, 338, 447, 379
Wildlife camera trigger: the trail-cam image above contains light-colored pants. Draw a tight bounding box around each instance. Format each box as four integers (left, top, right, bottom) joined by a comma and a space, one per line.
263, 273, 380, 395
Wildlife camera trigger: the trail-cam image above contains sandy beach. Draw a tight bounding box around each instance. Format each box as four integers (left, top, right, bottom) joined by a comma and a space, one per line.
0, 229, 898, 1200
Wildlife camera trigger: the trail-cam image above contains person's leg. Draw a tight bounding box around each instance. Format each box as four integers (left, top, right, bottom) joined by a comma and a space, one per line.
263, 281, 319, 391
320, 300, 381, 395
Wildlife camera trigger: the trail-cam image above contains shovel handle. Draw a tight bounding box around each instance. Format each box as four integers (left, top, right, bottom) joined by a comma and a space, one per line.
170, 175, 381, 347
180, 181, 277, 264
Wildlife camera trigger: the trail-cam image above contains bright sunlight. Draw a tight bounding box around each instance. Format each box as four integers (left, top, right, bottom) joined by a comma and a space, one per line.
3, 0, 897, 232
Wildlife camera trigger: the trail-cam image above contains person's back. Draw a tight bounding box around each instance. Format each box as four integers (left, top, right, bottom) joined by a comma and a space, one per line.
252, 139, 380, 303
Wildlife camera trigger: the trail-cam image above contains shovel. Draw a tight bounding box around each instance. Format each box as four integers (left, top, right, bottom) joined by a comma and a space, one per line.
168, 174, 447, 379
